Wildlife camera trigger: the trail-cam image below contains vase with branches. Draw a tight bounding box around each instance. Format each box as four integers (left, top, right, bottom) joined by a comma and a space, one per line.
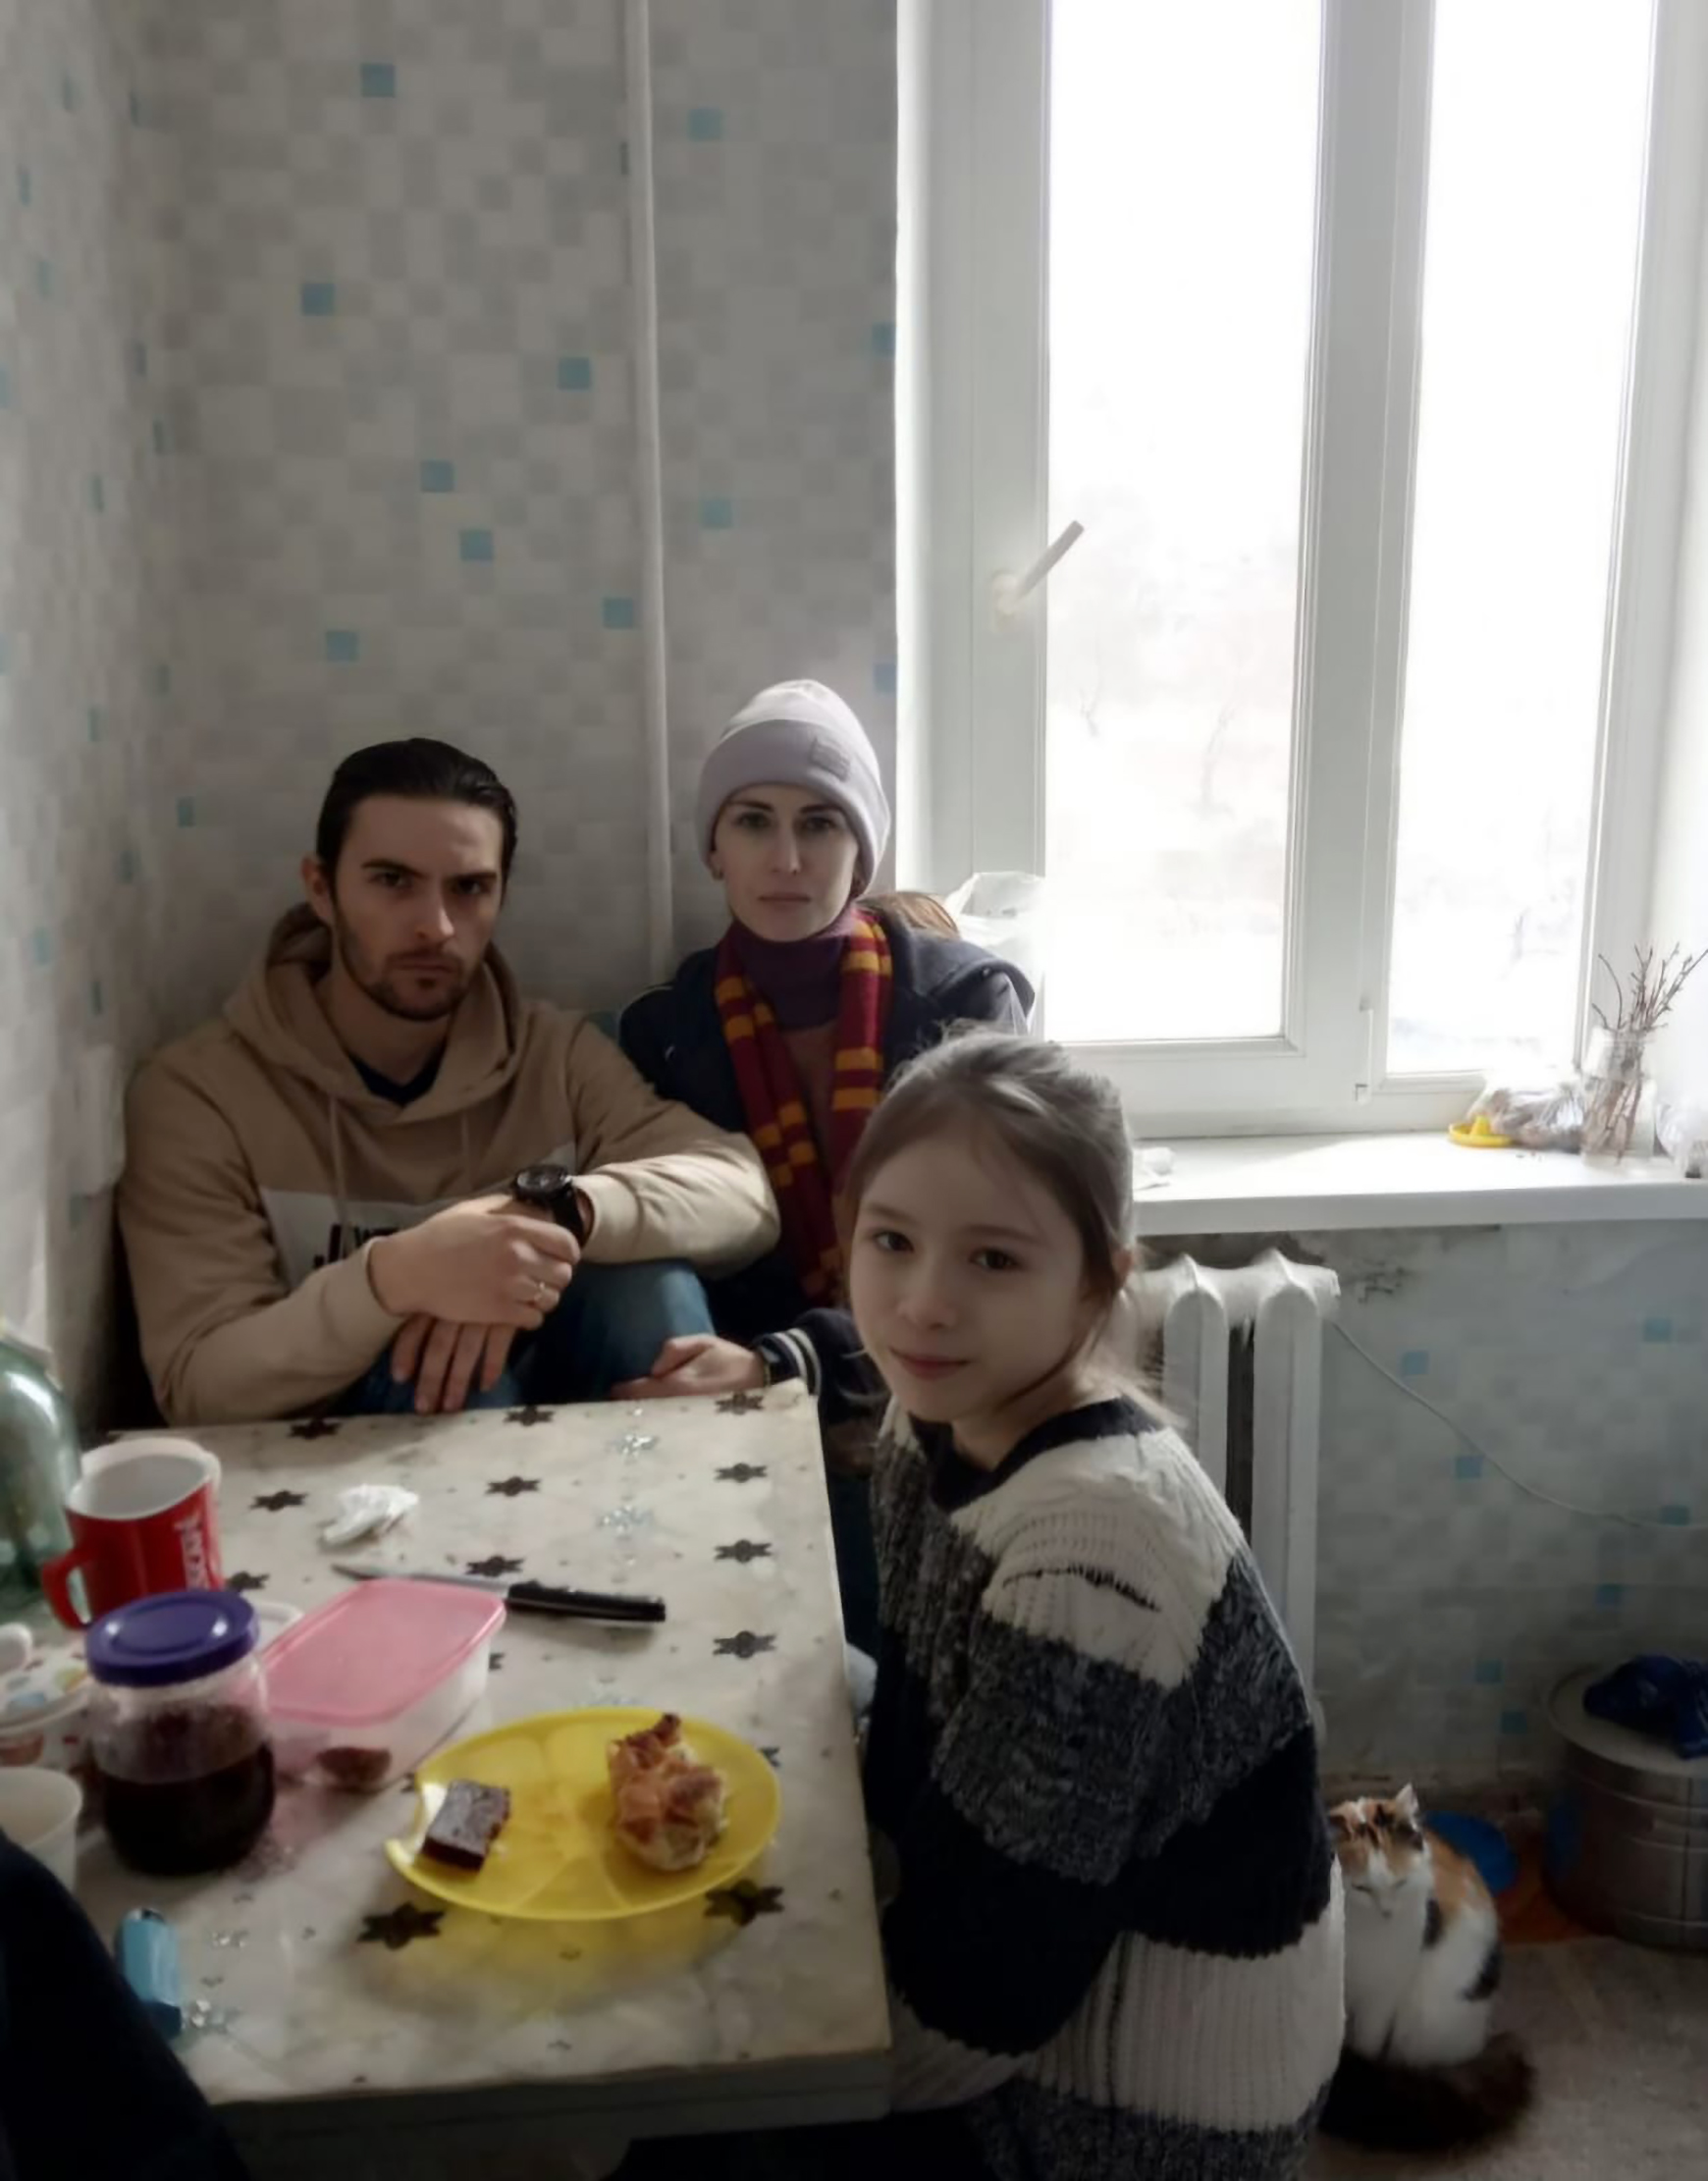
1581, 945, 1708, 1162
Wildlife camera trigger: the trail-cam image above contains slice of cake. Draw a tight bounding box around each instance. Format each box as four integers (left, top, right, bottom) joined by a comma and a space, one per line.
421, 1779, 511, 1873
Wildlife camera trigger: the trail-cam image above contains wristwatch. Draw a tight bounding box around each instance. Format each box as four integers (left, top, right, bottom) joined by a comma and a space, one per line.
511, 1163, 587, 1243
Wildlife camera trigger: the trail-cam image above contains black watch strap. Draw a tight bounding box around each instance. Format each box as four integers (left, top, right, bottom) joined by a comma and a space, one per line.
511, 1163, 586, 1242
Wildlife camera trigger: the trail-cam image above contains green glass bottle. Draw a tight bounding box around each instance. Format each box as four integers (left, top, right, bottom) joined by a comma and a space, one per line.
0, 1329, 79, 1611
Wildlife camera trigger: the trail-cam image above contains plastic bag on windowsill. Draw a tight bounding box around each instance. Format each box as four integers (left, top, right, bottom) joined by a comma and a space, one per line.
940, 872, 1049, 1006
1657, 1101, 1708, 1179
1463, 1071, 1584, 1151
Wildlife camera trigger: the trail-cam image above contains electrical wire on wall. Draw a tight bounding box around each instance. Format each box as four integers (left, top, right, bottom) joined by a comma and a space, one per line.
623, 0, 674, 981
1333, 1320, 1708, 1534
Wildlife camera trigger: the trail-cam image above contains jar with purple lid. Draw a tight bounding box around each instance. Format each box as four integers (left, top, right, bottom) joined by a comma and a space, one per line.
86, 1589, 275, 1876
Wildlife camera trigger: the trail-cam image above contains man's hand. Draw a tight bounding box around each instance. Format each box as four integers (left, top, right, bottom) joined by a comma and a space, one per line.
614, 1334, 765, 1402
369, 1197, 580, 1328
391, 1317, 517, 1415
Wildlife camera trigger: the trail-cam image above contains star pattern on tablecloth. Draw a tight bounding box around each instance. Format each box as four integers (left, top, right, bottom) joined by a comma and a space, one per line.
289, 1418, 341, 1442
714, 1630, 775, 1661
358, 1903, 444, 1951
226, 1570, 268, 1594
251, 1489, 307, 1512
716, 1463, 767, 1484
507, 1405, 554, 1427
486, 1475, 541, 1497
705, 1882, 784, 1928
761, 1746, 781, 1769
466, 1555, 522, 1578
717, 1390, 765, 1415
716, 1539, 772, 1564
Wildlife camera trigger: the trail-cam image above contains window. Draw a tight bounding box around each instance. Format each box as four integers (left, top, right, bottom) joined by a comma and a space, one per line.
1046, 1, 1319, 1047
1386, 3, 1652, 1078
903, 0, 1703, 1132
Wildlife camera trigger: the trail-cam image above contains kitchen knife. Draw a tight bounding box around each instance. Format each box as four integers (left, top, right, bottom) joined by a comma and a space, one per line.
333, 1562, 666, 1624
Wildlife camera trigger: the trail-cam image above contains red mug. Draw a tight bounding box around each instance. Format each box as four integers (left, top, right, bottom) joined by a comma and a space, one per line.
41, 1439, 223, 1630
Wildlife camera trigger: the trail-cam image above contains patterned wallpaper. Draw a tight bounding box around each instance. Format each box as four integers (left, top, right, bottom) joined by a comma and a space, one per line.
144, 0, 896, 1026
1311, 1219, 1708, 1789
649, 0, 898, 945
0, 0, 183, 1410
0, 0, 895, 1414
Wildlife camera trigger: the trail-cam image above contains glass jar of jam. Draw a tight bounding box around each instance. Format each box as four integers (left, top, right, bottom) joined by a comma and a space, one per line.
86, 1589, 275, 1877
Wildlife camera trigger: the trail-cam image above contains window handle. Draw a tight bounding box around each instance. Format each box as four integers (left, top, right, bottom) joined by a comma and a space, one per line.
991, 520, 1086, 619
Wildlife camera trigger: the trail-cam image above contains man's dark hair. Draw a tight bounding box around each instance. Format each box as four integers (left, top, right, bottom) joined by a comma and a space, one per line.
314, 738, 519, 884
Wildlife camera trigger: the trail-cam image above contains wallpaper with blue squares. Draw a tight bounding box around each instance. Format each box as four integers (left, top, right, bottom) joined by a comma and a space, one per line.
646, 0, 898, 947
0, 0, 185, 1411
0, 0, 896, 1414
1308, 1219, 1708, 1789
142, 0, 897, 1024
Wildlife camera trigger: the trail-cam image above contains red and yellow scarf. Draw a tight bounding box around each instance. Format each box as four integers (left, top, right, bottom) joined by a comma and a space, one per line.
716, 910, 893, 1302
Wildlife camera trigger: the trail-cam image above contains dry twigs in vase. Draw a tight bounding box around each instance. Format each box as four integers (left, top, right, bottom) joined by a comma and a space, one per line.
1582, 945, 1708, 1161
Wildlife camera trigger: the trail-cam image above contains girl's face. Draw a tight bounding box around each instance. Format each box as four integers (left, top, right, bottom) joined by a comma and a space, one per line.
711, 783, 861, 940
849, 1126, 1108, 1458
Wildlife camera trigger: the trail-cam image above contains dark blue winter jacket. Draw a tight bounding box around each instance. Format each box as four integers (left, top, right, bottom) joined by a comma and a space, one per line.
618, 908, 1033, 1342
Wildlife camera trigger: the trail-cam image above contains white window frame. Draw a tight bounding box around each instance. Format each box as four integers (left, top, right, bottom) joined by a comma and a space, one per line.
898, 0, 1708, 1137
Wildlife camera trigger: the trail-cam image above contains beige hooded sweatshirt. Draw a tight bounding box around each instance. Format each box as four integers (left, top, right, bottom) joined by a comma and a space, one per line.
119, 909, 779, 1425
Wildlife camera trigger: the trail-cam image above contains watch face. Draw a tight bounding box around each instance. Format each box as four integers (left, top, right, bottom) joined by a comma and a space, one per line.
515, 1163, 573, 1197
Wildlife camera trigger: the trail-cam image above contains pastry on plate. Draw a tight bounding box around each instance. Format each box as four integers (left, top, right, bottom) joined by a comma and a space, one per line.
608, 1712, 727, 1873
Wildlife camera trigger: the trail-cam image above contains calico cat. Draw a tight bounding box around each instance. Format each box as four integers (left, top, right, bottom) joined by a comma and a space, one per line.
1321, 1785, 1534, 2150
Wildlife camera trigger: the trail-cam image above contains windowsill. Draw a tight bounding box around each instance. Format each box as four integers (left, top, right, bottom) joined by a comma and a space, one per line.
1132, 1132, 1708, 1237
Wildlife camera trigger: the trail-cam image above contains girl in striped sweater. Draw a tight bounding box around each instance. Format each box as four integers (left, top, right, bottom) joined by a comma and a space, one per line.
762, 1031, 1344, 2179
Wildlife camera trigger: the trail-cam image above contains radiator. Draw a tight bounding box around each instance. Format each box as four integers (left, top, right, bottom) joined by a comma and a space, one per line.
1117, 1250, 1339, 1687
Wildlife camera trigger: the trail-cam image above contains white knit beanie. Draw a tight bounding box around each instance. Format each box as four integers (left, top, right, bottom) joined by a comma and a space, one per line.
697, 679, 890, 887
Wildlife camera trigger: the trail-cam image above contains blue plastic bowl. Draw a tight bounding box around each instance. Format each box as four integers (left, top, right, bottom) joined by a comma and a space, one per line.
1427, 1809, 1519, 1895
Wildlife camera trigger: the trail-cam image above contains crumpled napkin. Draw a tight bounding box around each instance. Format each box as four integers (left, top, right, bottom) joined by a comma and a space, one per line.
320, 1483, 418, 1549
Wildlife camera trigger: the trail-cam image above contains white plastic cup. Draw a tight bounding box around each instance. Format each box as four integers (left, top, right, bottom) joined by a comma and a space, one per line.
0, 1765, 82, 1890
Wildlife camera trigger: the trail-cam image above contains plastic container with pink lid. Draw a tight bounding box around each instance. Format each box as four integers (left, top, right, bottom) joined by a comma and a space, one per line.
264, 1579, 504, 1791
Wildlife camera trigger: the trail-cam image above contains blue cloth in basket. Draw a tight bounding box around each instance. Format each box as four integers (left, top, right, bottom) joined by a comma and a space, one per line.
1583, 1655, 1708, 1762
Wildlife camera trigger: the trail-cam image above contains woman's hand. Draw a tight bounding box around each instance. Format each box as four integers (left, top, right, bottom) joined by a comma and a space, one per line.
614, 1335, 765, 1402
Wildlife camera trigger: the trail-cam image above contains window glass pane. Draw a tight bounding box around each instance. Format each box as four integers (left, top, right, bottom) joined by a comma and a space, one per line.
1387, 0, 1652, 1077
1044, 0, 1320, 1043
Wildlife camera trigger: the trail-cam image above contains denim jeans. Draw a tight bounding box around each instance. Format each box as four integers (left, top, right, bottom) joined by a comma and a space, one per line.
340, 1259, 714, 1414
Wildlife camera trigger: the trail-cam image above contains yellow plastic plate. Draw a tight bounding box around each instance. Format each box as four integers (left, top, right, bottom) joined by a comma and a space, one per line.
385, 1707, 781, 1923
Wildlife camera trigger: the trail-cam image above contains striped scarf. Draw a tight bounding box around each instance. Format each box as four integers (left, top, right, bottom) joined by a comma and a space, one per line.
716, 910, 894, 1302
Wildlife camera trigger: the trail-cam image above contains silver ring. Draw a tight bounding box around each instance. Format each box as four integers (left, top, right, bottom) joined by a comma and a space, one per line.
534, 1280, 550, 1307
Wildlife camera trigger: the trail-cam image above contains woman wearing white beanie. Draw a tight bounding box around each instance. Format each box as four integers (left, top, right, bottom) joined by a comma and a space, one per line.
617, 679, 1030, 1645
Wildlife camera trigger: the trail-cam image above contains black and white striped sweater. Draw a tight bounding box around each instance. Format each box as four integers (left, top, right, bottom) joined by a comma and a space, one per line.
768, 1326, 1344, 2179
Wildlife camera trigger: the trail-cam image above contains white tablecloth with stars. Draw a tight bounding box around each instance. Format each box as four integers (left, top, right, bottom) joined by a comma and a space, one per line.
74, 1386, 890, 2173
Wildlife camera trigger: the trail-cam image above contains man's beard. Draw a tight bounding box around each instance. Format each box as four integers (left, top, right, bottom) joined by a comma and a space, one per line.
334, 911, 474, 1024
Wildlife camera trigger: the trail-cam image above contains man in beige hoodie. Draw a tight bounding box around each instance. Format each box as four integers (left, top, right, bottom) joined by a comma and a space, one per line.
119, 739, 780, 1426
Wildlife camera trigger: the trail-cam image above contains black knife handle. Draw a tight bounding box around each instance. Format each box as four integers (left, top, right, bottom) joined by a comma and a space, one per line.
507, 1580, 666, 1624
